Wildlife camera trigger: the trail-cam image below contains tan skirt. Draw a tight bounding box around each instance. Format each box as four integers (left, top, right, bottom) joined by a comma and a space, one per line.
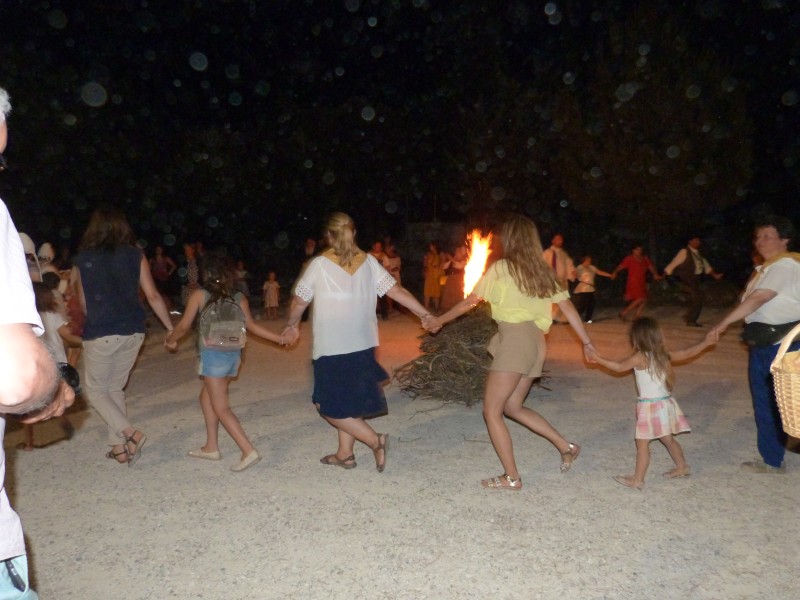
487, 321, 546, 378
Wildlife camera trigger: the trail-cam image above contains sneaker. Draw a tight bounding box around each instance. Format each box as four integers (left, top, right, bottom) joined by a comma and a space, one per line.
740, 459, 785, 474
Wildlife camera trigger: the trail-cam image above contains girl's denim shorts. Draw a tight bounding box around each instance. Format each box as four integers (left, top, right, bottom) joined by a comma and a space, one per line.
198, 349, 241, 378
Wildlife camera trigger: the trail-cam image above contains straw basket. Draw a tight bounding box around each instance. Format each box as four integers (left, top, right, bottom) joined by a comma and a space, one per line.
770, 322, 800, 438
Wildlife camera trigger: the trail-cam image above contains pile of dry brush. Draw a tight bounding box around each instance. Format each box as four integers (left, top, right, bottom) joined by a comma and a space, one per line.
394, 303, 549, 407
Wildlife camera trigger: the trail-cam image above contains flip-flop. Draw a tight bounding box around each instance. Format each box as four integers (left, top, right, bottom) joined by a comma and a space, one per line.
662, 467, 691, 478
320, 454, 357, 469
613, 475, 644, 490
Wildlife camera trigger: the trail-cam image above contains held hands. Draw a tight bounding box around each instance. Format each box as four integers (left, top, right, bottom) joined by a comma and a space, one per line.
706, 326, 724, 345
421, 314, 442, 333
164, 335, 178, 352
281, 325, 300, 346
583, 343, 598, 364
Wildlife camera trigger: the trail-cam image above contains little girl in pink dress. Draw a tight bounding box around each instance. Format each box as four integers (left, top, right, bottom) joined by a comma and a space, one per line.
588, 317, 714, 489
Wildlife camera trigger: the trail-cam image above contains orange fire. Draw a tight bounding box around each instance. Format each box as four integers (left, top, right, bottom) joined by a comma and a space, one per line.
463, 229, 492, 297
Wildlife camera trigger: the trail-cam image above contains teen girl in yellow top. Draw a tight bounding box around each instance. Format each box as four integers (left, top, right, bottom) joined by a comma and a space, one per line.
429, 214, 595, 490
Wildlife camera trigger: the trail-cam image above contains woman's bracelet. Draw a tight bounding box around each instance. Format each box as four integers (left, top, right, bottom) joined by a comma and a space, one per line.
583, 341, 592, 346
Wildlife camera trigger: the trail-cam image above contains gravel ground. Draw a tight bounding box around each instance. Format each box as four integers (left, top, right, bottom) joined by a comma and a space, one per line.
4, 306, 798, 599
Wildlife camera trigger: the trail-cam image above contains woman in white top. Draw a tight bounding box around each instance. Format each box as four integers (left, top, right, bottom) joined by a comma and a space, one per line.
283, 213, 433, 472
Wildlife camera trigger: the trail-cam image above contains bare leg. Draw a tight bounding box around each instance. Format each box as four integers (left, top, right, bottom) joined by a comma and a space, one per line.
198, 384, 220, 453
321, 413, 380, 454
204, 376, 255, 459
634, 438, 650, 482
482, 371, 528, 480
622, 298, 645, 320
319, 420, 356, 461
614, 439, 650, 489
633, 299, 647, 319
501, 373, 575, 459
659, 434, 690, 477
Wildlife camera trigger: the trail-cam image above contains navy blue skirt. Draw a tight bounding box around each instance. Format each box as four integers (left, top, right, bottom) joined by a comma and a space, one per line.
312, 347, 389, 419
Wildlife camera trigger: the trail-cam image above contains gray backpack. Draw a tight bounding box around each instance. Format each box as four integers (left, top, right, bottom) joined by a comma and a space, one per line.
198, 292, 247, 351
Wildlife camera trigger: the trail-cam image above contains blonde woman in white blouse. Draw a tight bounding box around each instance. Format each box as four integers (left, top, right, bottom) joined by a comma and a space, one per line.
283, 213, 434, 472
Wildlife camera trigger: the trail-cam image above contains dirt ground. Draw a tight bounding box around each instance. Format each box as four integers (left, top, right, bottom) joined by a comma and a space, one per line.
4, 304, 799, 599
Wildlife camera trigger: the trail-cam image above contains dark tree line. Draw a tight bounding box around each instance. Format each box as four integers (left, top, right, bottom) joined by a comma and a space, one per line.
0, 1, 795, 278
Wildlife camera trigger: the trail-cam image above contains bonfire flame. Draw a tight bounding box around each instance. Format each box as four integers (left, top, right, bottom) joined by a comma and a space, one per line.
463, 229, 492, 297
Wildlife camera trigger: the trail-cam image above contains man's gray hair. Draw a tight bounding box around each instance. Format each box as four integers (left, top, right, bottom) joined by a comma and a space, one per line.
0, 87, 11, 121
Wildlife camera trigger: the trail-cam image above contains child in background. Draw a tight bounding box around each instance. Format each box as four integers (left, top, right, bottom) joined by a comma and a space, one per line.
262, 271, 280, 319
587, 317, 714, 490
43, 271, 83, 367
166, 255, 287, 472
18, 282, 81, 450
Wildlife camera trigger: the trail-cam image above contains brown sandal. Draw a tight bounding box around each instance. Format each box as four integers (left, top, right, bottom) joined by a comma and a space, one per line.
125, 431, 147, 467
106, 447, 129, 464
320, 454, 357, 469
373, 433, 388, 473
481, 473, 522, 491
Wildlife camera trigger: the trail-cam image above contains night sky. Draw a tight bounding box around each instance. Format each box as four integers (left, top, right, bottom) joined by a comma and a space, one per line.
0, 0, 798, 277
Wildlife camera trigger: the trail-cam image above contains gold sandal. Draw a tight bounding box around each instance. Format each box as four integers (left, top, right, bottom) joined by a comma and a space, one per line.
481, 473, 522, 491
560, 442, 581, 473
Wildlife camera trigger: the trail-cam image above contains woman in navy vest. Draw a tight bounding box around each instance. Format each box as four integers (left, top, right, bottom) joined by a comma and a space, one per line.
71, 206, 174, 466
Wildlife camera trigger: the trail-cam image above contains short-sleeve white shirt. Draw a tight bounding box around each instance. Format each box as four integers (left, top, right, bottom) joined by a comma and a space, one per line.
744, 257, 800, 325
295, 254, 396, 359
1, 199, 43, 562
0, 202, 42, 334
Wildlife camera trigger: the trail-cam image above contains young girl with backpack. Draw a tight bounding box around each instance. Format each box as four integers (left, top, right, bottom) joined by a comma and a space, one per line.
166, 255, 287, 472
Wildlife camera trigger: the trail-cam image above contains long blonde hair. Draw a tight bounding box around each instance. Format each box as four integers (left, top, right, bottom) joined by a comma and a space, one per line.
629, 317, 675, 391
324, 212, 360, 267
501, 214, 560, 297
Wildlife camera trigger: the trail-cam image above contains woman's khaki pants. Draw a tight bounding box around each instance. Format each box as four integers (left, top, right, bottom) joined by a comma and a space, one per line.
83, 333, 145, 445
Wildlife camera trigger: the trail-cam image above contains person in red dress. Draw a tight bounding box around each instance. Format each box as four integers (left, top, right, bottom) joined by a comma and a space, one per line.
611, 244, 662, 321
